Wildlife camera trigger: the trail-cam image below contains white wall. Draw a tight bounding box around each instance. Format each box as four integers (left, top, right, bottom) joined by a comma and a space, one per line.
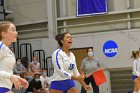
20, 28, 140, 67
41, 38, 58, 57
69, 29, 140, 69
6, 0, 47, 25
93, 29, 140, 68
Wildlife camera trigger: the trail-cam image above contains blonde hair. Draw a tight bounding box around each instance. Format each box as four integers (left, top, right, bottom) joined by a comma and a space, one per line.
0, 21, 13, 40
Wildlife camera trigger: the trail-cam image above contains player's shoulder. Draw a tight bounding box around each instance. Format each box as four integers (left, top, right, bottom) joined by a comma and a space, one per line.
0, 42, 4, 49
70, 52, 75, 57
52, 48, 63, 56
0, 42, 7, 51
82, 57, 88, 61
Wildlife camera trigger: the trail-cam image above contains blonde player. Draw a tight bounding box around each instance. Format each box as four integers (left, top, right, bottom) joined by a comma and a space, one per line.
131, 51, 140, 93
0, 21, 28, 93
50, 32, 91, 93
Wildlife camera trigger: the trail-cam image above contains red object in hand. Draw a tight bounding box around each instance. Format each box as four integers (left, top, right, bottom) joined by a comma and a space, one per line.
93, 69, 107, 86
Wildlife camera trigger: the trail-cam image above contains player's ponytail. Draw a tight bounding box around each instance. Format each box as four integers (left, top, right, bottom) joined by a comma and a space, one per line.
131, 50, 139, 59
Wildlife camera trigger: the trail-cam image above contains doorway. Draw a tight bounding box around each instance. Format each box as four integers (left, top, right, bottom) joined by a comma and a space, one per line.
70, 47, 92, 71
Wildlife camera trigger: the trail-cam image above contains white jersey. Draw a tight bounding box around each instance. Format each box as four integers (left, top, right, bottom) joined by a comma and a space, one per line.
40, 76, 49, 89
132, 58, 140, 76
51, 48, 80, 81
0, 41, 16, 89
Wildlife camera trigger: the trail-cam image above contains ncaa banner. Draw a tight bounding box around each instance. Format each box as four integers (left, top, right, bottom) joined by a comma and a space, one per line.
77, 0, 107, 16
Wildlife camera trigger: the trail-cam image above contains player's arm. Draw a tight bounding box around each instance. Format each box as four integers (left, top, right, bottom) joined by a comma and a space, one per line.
79, 59, 86, 76
72, 55, 91, 91
133, 60, 140, 76
0, 48, 13, 78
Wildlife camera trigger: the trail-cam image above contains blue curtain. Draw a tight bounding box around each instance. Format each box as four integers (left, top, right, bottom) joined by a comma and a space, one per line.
77, 0, 107, 16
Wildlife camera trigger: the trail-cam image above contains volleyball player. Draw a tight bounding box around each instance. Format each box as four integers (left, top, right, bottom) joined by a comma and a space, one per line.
50, 32, 91, 93
0, 21, 28, 93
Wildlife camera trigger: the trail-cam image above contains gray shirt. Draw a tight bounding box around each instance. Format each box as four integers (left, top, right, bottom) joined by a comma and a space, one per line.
13, 64, 25, 74
80, 57, 103, 74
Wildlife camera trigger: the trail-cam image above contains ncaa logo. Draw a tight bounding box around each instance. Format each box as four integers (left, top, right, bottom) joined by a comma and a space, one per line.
103, 40, 118, 57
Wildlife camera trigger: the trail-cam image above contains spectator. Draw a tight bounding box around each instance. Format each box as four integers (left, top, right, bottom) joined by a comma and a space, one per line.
21, 57, 33, 83
29, 56, 41, 74
26, 72, 45, 93
13, 58, 25, 75
40, 68, 50, 93
21, 57, 29, 73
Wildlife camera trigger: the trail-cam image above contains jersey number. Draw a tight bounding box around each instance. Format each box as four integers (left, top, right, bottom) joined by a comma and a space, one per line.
68, 64, 75, 70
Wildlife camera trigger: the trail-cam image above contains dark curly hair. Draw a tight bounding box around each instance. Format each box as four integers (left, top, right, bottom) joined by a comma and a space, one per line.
55, 32, 69, 47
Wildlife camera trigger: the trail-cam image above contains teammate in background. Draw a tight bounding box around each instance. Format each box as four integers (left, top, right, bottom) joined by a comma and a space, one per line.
0, 21, 28, 93
50, 32, 91, 93
131, 51, 140, 93
80, 48, 103, 93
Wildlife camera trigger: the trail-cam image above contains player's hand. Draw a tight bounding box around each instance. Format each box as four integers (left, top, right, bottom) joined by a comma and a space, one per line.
84, 85, 91, 91
18, 77, 29, 89
10, 75, 21, 90
77, 74, 85, 82
98, 67, 103, 71
80, 74, 85, 80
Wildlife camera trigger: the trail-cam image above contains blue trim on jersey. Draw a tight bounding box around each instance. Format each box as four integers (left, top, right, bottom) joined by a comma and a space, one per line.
0, 87, 10, 93
132, 74, 138, 80
64, 72, 69, 76
56, 49, 62, 69
0, 42, 3, 49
